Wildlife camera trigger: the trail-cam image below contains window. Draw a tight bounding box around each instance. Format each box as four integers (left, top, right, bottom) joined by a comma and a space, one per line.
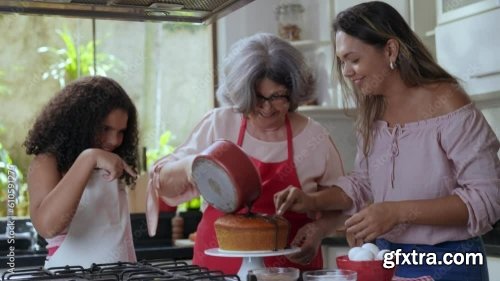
0, 14, 214, 219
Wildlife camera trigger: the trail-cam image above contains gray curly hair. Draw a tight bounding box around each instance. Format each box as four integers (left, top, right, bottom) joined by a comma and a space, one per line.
216, 33, 315, 114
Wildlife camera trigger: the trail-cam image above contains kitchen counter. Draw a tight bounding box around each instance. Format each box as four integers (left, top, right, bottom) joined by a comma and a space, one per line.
321, 235, 500, 257
0, 244, 194, 268
321, 236, 500, 280
0, 211, 202, 269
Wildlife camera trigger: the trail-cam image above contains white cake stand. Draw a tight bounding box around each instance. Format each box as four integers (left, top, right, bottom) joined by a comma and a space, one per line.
205, 247, 300, 281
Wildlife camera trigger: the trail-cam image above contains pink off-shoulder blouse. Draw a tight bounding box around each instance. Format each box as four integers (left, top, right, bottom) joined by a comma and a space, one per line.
333, 103, 500, 245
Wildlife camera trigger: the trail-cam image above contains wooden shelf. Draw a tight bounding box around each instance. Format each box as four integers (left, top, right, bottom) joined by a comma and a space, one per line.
298, 105, 356, 119
470, 91, 500, 110
425, 29, 436, 37
289, 40, 330, 51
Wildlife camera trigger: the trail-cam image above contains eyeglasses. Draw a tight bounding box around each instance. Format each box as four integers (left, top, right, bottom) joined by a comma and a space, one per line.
256, 93, 290, 106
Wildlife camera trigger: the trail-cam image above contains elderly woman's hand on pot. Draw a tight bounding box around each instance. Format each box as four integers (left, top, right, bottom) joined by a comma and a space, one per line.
158, 155, 196, 198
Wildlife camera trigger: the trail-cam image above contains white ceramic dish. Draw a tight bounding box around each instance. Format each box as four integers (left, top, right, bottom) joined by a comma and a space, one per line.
173, 239, 195, 247
205, 247, 300, 257
205, 247, 301, 281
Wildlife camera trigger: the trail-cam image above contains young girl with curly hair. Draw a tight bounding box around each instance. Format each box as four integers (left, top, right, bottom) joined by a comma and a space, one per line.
24, 76, 139, 268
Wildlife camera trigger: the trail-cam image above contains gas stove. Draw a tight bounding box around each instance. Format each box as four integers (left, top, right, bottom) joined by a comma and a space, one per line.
2, 260, 240, 280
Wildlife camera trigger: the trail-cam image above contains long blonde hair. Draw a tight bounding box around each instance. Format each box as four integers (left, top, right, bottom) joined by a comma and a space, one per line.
332, 1, 459, 157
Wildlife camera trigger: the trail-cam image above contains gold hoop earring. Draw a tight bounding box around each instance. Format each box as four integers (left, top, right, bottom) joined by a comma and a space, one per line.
390, 61, 395, 70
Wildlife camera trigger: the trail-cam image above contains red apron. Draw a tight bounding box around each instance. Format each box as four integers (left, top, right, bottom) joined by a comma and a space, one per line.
193, 115, 323, 273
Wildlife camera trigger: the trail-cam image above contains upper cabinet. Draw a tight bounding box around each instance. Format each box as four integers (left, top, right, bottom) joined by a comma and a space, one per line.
334, 0, 436, 57
435, 7, 500, 106
335, 0, 410, 17
216, 0, 336, 106
437, 0, 500, 24
331, 0, 436, 108
216, 0, 437, 108
435, 1, 500, 108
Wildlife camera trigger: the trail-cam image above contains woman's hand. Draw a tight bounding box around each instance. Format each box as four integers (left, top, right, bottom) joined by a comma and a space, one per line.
286, 222, 323, 265
158, 156, 196, 197
90, 148, 137, 181
274, 186, 315, 216
345, 227, 363, 247
345, 202, 400, 243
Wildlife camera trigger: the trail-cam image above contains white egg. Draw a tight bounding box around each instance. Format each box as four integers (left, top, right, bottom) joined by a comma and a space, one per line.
350, 248, 375, 261
361, 243, 380, 256
376, 249, 391, 260
347, 247, 363, 260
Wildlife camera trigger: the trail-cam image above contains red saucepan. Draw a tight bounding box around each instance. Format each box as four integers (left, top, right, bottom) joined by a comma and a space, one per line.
191, 139, 262, 213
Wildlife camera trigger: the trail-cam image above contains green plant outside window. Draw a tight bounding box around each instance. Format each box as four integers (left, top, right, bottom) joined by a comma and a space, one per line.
37, 29, 124, 88
145, 130, 176, 169
0, 70, 9, 96
146, 131, 200, 211
0, 142, 28, 217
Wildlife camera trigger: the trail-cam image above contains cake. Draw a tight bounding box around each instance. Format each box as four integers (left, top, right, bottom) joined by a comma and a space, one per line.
214, 213, 290, 251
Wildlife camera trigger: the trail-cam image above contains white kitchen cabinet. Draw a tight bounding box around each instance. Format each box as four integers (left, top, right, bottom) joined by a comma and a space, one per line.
437, 0, 500, 24
290, 40, 330, 52
333, 0, 436, 58
334, 0, 410, 18
321, 244, 350, 268
299, 107, 357, 171
217, 0, 438, 108
435, 8, 500, 107
289, 40, 335, 106
216, 0, 333, 63
330, 0, 437, 108
217, 0, 337, 106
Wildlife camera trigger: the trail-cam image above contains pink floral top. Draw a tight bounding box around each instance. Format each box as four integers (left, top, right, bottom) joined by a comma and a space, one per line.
333, 103, 500, 245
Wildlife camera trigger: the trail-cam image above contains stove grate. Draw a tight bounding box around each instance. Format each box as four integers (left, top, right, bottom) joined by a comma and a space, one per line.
2, 260, 240, 281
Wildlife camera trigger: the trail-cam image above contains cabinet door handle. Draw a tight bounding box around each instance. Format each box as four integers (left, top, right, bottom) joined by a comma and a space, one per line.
470, 70, 500, 79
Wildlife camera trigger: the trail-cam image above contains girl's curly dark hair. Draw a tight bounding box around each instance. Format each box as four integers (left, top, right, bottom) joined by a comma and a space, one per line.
24, 76, 139, 185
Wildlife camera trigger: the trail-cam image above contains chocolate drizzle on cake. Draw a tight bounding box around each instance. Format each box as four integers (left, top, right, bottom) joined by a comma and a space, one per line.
244, 211, 282, 251
214, 211, 290, 251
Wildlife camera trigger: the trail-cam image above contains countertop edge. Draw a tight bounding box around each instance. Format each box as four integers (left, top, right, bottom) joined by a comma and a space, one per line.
321, 237, 500, 257
0, 246, 193, 269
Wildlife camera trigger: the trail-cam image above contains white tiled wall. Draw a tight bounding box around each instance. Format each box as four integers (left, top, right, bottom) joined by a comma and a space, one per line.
299, 107, 357, 172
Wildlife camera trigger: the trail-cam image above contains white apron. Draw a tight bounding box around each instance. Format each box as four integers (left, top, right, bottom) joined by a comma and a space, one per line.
44, 169, 136, 268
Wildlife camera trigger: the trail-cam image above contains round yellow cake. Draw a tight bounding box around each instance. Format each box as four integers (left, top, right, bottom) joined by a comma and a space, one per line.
214, 213, 290, 251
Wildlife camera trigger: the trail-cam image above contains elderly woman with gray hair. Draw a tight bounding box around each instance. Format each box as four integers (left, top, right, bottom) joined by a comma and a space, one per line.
146, 33, 345, 273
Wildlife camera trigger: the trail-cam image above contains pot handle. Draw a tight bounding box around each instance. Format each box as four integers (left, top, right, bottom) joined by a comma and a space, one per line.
247, 272, 257, 281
